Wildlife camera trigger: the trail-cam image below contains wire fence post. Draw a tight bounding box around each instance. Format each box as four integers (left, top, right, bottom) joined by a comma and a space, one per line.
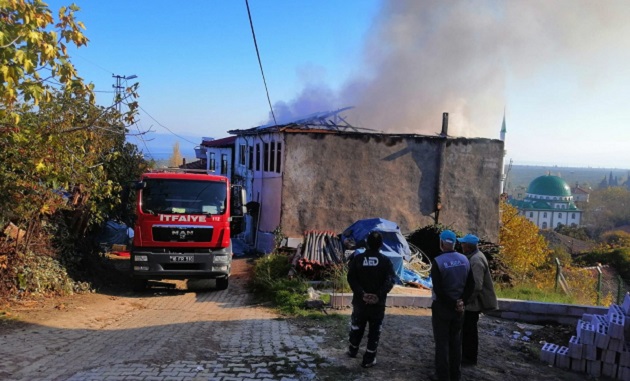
597, 265, 603, 306
555, 258, 561, 292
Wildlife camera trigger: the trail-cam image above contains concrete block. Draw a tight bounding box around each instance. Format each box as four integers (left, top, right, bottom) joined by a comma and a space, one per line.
579, 322, 596, 345
582, 313, 594, 323
586, 360, 602, 377
610, 315, 626, 340
602, 362, 618, 379
620, 348, 630, 368
610, 304, 625, 319
610, 338, 624, 352
603, 349, 619, 364
530, 302, 566, 315
569, 336, 584, 359
540, 342, 559, 365
571, 358, 586, 373
583, 344, 598, 361
619, 366, 630, 381
596, 326, 611, 349
555, 346, 570, 369
594, 314, 610, 330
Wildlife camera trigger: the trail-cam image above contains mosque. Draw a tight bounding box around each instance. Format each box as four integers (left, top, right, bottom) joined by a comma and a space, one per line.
508, 174, 582, 229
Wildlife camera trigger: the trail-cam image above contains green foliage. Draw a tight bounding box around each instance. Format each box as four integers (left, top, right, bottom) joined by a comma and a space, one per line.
13, 249, 90, 296
499, 201, 551, 281
584, 187, 630, 237
496, 284, 577, 304
324, 263, 350, 293
554, 224, 592, 241
250, 253, 327, 315
600, 230, 630, 248
575, 247, 630, 282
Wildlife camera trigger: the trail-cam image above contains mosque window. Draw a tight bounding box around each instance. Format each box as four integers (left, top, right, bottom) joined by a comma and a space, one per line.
558, 213, 562, 218
543, 212, 547, 218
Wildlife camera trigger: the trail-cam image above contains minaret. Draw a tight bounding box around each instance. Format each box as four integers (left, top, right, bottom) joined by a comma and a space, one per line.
500, 109, 507, 194
500, 110, 507, 142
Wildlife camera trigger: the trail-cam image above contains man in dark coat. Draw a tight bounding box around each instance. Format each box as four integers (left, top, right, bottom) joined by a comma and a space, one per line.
430, 230, 474, 381
347, 231, 397, 368
458, 233, 498, 366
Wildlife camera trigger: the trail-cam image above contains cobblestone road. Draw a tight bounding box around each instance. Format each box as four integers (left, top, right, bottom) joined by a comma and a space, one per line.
0, 253, 332, 381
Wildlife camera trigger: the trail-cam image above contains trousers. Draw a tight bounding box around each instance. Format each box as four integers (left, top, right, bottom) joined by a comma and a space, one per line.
348, 303, 385, 352
432, 300, 464, 381
462, 310, 481, 363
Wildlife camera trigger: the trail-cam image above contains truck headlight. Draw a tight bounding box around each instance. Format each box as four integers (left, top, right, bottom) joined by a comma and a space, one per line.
134, 255, 148, 262
213, 265, 228, 271
214, 254, 229, 263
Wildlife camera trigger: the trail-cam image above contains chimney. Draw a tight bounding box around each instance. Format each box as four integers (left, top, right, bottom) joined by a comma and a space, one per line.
441, 112, 449, 136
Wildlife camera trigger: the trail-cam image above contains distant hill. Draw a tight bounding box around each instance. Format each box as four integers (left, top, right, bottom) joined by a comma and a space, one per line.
126, 132, 202, 161
505, 164, 630, 197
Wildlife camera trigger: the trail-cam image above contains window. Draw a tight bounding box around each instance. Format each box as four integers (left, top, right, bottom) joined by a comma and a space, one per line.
255, 144, 260, 171
276, 142, 282, 173
263, 142, 269, 172
239, 144, 246, 166
558, 213, 562, 218
221, 154, 228, 175
542, 222, 548, 229
529, 212, 533, 218
248, 146, 253, 170
209, 152, 216, 172
543, 212, 547, 218
270, 141, 276, 172
572, 213, 576, 219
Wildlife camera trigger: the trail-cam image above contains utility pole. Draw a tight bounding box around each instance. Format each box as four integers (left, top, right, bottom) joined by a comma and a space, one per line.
112, 74, 137, 115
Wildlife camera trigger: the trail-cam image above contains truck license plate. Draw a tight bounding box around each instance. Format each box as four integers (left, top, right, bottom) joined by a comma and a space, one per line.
170, 255, 194, 262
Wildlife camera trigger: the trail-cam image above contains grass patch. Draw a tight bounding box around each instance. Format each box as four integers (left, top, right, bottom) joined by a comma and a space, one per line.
496, 285, 577, 304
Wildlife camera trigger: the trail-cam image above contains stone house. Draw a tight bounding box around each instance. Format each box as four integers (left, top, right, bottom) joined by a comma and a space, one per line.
215, 111, 506, 253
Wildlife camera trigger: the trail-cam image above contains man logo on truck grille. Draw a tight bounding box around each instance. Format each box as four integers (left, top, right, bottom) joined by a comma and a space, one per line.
172, 230, 193, 239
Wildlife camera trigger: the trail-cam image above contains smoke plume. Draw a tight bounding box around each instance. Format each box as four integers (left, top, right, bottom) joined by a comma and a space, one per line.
269, 0, 630, 138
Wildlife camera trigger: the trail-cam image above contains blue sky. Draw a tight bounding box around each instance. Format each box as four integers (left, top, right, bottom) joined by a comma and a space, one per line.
45, 0, 630, 168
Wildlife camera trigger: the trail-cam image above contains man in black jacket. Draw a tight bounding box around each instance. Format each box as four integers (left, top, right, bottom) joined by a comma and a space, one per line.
346, 231, 397, 368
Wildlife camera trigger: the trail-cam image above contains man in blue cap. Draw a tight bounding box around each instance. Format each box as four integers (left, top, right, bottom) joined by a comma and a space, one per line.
430, 230, 474, 381
458, 234, 498, 367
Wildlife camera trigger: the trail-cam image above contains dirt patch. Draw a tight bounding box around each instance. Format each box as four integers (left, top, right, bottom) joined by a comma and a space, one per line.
294, 308, 593, 381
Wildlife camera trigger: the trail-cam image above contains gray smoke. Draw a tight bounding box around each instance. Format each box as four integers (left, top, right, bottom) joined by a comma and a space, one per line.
269, 0, 630, 137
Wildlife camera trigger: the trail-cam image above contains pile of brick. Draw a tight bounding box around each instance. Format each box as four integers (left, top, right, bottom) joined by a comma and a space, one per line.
541, 294, 630, 380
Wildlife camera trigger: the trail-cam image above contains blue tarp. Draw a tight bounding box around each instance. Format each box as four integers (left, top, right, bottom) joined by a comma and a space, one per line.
342, 218, 412, 284
99, 220, 130, 247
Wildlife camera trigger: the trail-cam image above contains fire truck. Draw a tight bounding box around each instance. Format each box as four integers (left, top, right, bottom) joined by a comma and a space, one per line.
129, 169, 246, 290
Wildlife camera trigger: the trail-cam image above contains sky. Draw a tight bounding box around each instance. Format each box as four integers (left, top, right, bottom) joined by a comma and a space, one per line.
44, 0, 630, 168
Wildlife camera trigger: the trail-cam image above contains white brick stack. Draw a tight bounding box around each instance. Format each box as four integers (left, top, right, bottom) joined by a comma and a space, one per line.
540, 294, 630, 380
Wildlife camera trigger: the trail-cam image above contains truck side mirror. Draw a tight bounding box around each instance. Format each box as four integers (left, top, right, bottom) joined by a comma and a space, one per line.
230, 185, 247, 216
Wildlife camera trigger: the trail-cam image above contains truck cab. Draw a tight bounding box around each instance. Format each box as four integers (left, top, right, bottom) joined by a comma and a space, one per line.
129, 170, 245, 290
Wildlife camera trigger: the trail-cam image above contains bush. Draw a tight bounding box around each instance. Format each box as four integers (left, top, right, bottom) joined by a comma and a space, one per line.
250, 253, 310, 315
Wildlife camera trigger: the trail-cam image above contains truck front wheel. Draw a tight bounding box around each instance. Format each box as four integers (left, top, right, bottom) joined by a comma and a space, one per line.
215, 276, 229, 290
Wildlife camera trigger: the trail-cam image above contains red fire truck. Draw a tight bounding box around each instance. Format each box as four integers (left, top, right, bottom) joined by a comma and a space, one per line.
129, 169, 245, 290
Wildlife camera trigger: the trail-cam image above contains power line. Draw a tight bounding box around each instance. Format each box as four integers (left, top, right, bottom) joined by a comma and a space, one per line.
138, 105, 199, 145
245, 0, 277, 126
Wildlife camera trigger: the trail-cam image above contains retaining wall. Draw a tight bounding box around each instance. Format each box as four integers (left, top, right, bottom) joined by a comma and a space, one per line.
329, 293, 608, 325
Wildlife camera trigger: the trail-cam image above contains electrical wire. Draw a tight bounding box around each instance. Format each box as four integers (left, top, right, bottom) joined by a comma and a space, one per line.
245, 0, 277, 126
138, 105, 199, 145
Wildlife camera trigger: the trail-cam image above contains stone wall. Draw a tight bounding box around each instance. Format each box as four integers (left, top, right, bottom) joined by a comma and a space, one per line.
280, 132, 504, 241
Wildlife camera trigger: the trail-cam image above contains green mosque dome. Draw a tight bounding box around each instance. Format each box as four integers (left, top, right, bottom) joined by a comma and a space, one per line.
527, 175, 571, 197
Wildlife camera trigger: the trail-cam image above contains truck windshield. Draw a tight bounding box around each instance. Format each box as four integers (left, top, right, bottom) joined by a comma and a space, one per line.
141, 179, 227, 215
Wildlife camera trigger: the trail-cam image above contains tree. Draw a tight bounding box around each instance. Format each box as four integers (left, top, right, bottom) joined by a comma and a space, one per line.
499, 201, 551, 280
0, 1, 93, 123
168, 141, 183, 168
583, 187, 630, 238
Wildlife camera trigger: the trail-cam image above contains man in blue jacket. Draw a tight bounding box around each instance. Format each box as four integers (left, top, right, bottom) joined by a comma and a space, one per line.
430, 230, 474, 381
347, 231, 397, 368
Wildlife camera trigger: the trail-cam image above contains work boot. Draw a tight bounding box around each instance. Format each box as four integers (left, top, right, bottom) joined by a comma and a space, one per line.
346, 344, 359, 358
361, 349, 377, 368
